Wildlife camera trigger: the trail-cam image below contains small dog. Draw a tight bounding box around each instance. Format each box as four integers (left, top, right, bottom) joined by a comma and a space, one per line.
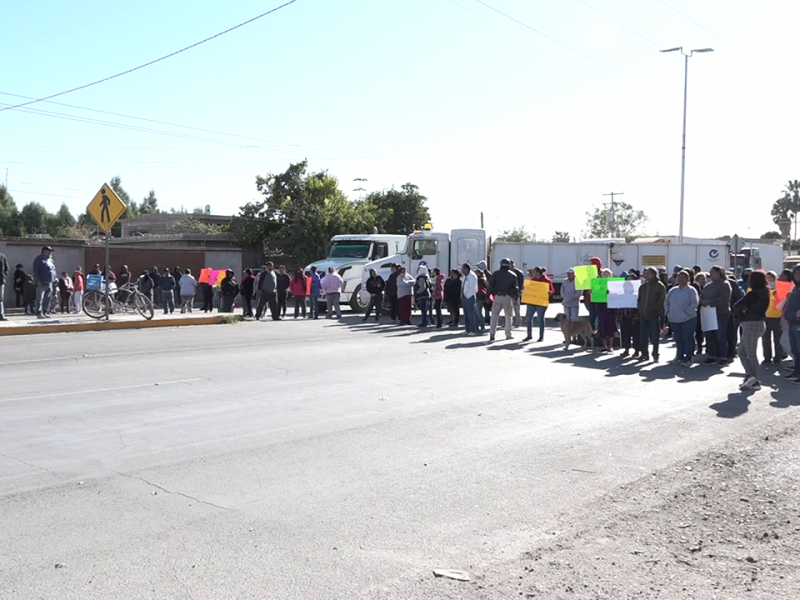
554, 313, 594, 350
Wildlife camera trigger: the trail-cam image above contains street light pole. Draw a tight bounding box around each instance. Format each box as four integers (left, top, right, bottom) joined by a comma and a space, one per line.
660, 46, 714, 244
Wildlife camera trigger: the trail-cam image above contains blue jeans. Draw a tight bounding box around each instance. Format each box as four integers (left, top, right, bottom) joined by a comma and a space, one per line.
526, 304, 547, 339
640, 316, 661, 358
462, 295, 477, 332
790, 323, 800, 377
706, 311, 729, 360
162, 289, 174, 313
588, 302, 598, 330
0, 283, 4, 318
310, 294, 319, 318
418, 297, 429, 326
476, 300, 486, 331
35, 284, 52, 316
672, 318, 696, 362
563, 305, 579, 322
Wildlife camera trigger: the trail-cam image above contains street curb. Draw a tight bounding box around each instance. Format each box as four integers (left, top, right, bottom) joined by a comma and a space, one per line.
0, 315, 236, 337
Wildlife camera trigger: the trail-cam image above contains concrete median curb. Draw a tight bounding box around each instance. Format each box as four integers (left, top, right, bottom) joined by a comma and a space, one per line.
0, 314, 241, 337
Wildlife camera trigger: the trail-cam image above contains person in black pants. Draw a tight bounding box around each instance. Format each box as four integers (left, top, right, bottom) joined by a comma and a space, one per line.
385, 264, 399, 322
444, 269, 462, 327
240, 269, 255, 318
362, 268, 385, 322
199, 280, 214, 312
276, 265, 291, 318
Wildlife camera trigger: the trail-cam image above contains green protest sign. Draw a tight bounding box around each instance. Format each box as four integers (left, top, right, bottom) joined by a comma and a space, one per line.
590, 277, 624, 303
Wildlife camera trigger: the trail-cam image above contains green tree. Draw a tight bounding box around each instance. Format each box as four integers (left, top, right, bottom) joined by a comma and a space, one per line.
495, 226, 537, 243
0, 185, 21, 236
363, 183, 431, 233
110, 176, 138, 217
232, 161, 374, 265
139, 189, 160, 215
19, 201, 49, 235
552, 231, 571, 243
46, 203, 76, 237
584, 202, 648, 242
761, 231, 783, 240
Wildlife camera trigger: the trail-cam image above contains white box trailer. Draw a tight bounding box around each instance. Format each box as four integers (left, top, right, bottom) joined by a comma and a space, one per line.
490, 241, 730, 297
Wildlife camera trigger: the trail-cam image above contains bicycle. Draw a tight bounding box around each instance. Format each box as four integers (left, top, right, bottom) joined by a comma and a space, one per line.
82, 281, 155, 320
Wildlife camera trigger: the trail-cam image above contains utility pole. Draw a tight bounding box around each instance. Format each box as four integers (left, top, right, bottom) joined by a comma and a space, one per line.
353, 177, 367, 200
602, 192, 624, 238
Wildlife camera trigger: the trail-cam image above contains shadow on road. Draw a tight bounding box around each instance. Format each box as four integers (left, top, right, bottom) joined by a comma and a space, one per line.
710, 391, 755, 418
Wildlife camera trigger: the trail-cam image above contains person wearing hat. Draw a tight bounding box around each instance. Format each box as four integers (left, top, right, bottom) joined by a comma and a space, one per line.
561, 268, 580, 323
32, 246, 57, 319
488, 258, 519, 341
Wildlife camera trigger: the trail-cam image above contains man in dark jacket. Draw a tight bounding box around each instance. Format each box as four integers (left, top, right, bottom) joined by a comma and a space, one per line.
489, 258, 519, 341
256, 262, 280, 321
509, 260, 525, 327
385, 264, 399, 322
276, 265, 291, 318
0, 251, 8, 320
32, 245, 57, 318
159, 267, 176, 314
783, 265, 800, 383
637, 266, 667, 362
13, 263, 26, 308
700, 265, 732, 365
363, 268, 386, 322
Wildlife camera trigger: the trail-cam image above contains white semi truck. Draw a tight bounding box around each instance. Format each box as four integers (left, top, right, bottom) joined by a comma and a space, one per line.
360, 227, 487, 303
305, 234, 407, 312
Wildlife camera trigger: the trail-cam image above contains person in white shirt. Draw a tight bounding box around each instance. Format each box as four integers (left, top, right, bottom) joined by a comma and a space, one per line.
461, 263, 479, 335
321, 267, 344, 319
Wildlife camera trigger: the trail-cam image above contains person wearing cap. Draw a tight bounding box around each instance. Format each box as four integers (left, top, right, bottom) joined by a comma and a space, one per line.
488, 258, 519, 341
561, 268, 580, 323
668, 265, 682, 287
32, 246, 57, 319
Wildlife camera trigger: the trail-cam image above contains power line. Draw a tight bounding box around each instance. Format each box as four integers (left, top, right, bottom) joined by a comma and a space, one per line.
444, 0, 626, 90
655, 0, 761, 66
471, 0, 666, 93
0, 0, 300, 113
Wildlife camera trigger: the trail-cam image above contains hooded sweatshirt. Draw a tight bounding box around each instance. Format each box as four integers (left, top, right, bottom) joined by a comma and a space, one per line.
414, 266, 431, 299
665, 284, 699, 324
561, 276, 579, 308
585, 257, 603, 303
780, 267, 800, 324
432, 273, 445, 300
397, 271, 415, 298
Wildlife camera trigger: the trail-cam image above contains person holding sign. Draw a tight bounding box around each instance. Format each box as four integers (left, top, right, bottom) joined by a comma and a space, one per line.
762, 271, 786, 365
595, 269, 618, 352
560, 268, 580, 324
699, 266, 733, 366
523, 267, 553, 342
782, 266, 800, 384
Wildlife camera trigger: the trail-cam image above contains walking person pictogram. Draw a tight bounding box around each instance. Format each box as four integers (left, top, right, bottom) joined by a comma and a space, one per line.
100, 189, 111, 223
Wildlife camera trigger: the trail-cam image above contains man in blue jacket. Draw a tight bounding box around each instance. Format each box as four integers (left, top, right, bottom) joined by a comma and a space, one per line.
32, 246, 56, 319
308, 266, 321, 320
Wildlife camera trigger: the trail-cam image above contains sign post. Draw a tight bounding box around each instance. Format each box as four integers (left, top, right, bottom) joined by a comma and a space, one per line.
730, 233, 743, 278
87, 184, 127, 320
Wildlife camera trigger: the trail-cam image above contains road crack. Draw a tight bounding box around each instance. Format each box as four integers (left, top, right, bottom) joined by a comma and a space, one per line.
0, 453, 59, 476
114, 471, 230, 511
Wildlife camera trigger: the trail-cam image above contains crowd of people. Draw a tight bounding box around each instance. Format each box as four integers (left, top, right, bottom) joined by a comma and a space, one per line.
2, 246, 800, 392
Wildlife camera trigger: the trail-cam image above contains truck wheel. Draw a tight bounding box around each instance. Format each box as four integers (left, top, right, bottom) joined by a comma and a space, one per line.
349, 284, 368, 313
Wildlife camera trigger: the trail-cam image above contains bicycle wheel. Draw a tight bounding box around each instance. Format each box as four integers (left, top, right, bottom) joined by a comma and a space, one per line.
82, 290, 107, 319
134, 293, 154, 320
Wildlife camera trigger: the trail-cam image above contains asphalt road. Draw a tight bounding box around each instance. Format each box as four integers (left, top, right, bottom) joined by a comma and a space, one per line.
2, 316, 798, 599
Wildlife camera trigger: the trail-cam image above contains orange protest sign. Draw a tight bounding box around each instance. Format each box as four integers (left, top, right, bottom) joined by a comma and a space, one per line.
775, 281, 792, 304
522, 280, 550, 306
198, 268, 212, 284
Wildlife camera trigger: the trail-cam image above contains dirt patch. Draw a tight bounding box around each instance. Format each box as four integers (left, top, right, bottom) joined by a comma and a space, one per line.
456, 422, 800, 599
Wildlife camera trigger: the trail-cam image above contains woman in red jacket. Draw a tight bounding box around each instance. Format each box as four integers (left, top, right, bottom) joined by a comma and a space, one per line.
289, 269, 308, 319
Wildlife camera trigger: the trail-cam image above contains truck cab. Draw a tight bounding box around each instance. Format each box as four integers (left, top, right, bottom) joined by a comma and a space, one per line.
306, 234, 407, 312
360, 228, 487, 303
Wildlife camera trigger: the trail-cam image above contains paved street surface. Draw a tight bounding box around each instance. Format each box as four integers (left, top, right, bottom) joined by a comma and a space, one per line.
2, 317, 799, 599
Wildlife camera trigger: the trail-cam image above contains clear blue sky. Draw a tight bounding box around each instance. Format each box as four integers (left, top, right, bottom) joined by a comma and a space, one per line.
2, 0, 798, 240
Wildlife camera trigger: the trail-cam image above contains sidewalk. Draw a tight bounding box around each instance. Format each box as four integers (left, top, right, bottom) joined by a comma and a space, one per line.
0, 310, 235, 337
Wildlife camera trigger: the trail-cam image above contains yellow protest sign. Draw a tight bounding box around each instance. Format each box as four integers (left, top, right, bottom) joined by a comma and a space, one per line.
573, 265, 598, 290
522, 280, 550, 306
87, 183, 127, 233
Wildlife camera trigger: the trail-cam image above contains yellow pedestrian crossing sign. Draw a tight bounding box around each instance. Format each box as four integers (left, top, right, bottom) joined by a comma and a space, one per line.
87, 183, 126, 233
